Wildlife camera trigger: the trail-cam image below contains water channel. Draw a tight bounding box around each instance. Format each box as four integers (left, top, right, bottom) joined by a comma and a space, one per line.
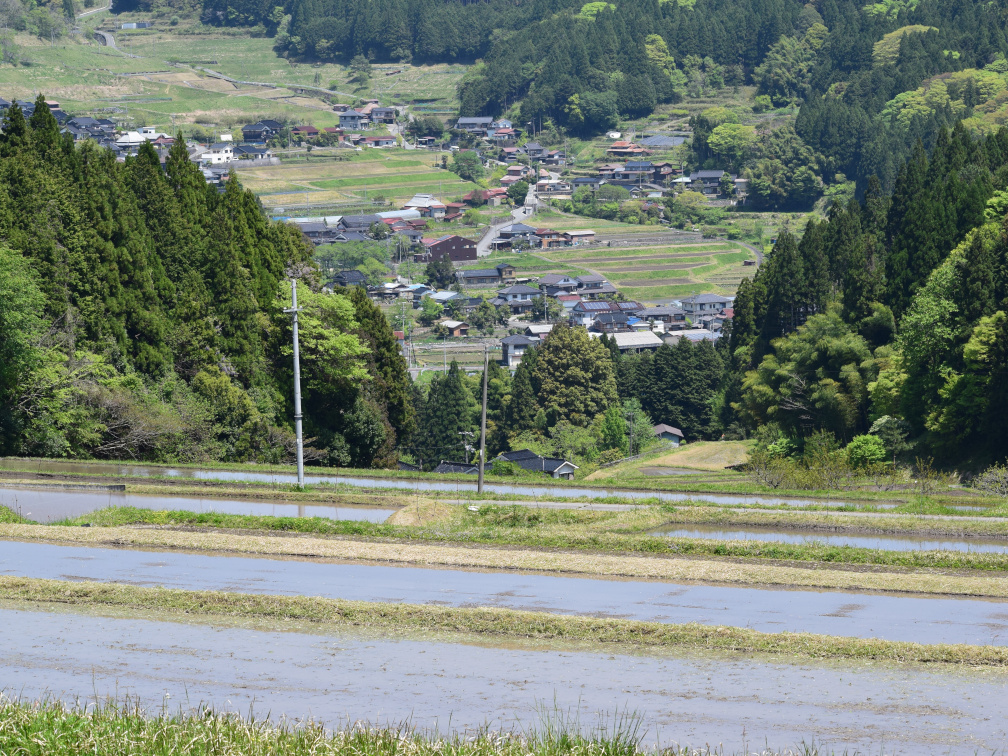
1, 605, 1004, 753
4, 540, 1008, 646
652, 524, 1008, 554
0, 459, 919, 510
0, 487, 394, 523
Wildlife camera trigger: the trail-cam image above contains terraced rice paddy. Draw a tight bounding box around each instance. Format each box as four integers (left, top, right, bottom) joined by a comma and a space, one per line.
5, 461, 1008, 751
470, 242, 756, 303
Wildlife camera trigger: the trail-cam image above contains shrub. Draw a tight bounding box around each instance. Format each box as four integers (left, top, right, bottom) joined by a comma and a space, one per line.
975, 464, 1008, 497
846, 434, 887, 469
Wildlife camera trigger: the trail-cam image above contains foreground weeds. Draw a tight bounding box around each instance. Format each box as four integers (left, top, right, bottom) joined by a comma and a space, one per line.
2, 576, 1007, 667
0, 696, 864, 756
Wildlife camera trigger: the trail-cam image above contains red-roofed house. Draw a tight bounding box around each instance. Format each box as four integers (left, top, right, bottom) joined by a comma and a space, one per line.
606, 141, 645, 157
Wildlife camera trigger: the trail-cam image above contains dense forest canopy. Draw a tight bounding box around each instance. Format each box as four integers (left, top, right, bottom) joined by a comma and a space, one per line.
0, 97, 413, 467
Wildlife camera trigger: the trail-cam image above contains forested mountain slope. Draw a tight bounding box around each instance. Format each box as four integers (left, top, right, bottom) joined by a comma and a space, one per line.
0, 98, 413, 466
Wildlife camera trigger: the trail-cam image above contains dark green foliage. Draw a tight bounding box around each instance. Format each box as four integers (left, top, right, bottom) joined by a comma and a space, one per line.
415, 361, 478, 469
424, 258, 455, 289
0, 102, 412, 468
620, 341, 723, 440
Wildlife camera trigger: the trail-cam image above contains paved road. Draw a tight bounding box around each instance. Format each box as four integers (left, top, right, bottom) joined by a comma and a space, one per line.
475, 201, 534, 257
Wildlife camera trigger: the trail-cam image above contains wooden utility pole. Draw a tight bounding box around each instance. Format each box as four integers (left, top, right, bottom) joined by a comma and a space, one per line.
477, 345, 488, 493
283, 280, 305, 486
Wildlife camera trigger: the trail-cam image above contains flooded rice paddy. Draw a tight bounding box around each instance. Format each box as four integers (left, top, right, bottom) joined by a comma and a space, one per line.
4, 540, 1008, 646
653, 525, 1008, 553
0, 487, 394, 524
1, 604, 1004, 753
0, 459, 908, 509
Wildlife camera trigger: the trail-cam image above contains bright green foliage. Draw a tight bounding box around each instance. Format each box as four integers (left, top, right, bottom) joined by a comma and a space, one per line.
450, 151, 484, 183
873, 25, 937, 66
753, 34, 815, 107
417, 296, 444, 326
846, 434, 887, 468
531, 324, 618, 427
577, 1, 614, 19
869, 414, 912, 463
506, 181, 529, 205
599, 404, 628, 455
738, 308, 879, 440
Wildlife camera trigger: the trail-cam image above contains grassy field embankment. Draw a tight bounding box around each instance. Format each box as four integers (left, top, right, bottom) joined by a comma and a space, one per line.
3, 576, 1007, 666
7, 508, 1008, 592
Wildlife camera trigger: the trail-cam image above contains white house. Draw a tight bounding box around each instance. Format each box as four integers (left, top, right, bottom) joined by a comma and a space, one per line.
199, 142, 234, 165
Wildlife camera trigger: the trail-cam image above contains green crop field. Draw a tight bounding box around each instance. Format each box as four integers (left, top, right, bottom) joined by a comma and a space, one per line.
232, 149, 478, 207
534, 241, 756, 302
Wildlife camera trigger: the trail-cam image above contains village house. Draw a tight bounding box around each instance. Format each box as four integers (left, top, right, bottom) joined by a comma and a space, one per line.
500, 334, 540, 367
440, 319, 470, 337
640, 305, 687, 330
534, 228, 565, 248
364, 135, 397, 148
200, 142, 234, 165
456, 116, 494, 135
576, 274, 619, 298
492, 284, 541, 315
564, 230, 596, 245
521, 142, 546, 159
416, 234, 477, 263
537, 274, 580, 296
233, 145, 273, 161
403, 193, 447, 219
456, 262, 515, 287
591, 312, 631, 333
332, 270, 367, 287
371, 107, 397, 124
680, 293, 735, 316
339, 110, 369, 130
606, 141, 646, 157
689, 170, 732, 195
241, 120, 283, 143
492, 449, 578, 480
292, 124, 319, 140
653, 424, 685, 446
591, 330, 664, 353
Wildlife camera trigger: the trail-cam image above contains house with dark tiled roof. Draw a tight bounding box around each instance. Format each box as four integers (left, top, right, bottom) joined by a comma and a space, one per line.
492, 449, 578, 480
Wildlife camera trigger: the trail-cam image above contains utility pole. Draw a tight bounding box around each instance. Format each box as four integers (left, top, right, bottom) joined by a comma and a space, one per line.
477, 345, 488, 493
459, 431, 475, 464
283, 280, 305, 486
625, 407, 636, 458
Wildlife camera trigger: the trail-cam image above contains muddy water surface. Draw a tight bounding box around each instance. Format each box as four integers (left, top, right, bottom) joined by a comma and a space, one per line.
1, 459, 897, 509
653, 525, 1008, 553
0, 487, 394, 523
0, 605, 1004, 753
4, 540, 1008, 646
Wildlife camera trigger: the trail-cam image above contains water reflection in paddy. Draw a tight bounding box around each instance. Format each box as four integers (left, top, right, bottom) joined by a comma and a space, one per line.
652, 524, 1008, 553
0, 487, 394, 523
4, 540, 1008, 646
0, 606, 1004, 753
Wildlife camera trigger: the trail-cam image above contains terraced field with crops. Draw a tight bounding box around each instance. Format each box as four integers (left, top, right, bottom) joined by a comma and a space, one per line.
233, 151, 478, 212
462, 240, 756, 302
